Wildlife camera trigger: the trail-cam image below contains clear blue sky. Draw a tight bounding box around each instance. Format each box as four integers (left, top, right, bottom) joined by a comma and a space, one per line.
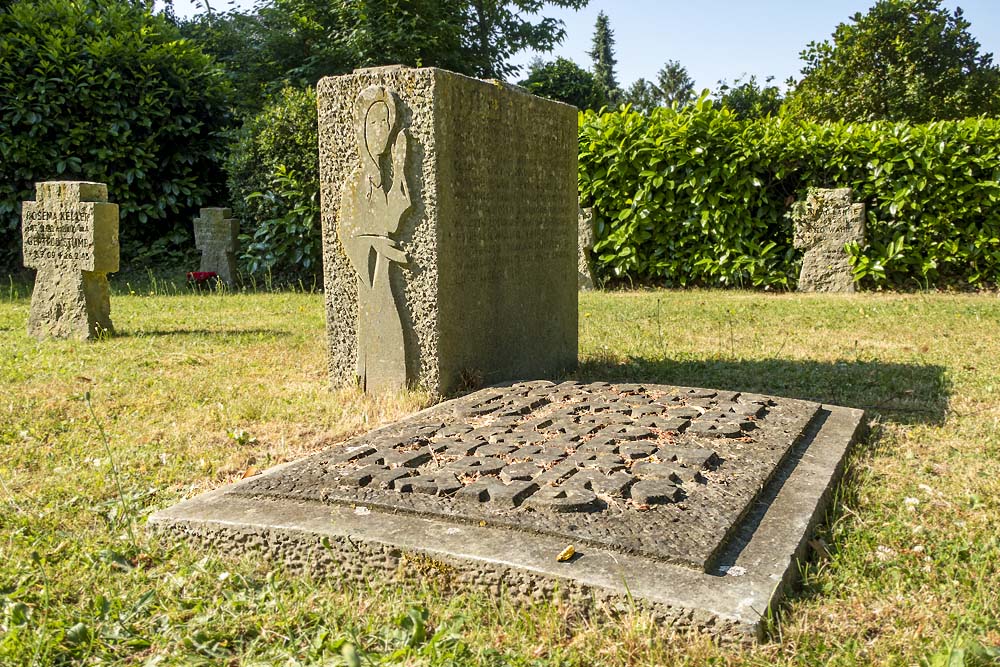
167, 0, 1000, 91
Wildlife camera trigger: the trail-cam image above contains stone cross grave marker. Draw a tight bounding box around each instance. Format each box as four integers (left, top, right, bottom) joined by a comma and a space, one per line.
578, 206, 596, 291
319, 65, 579, 395
193, 207, 239, 285
792, 188, 866, 292
22, 181, 119, 339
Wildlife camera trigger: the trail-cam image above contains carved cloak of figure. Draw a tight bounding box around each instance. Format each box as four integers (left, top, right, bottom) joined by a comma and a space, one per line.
338, 85, 413, 392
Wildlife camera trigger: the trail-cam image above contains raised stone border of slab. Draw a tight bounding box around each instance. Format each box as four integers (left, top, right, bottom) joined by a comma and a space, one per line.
149, 384, 865, 642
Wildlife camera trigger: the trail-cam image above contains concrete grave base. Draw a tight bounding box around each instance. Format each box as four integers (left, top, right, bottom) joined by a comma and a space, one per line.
149, 381, 865, 642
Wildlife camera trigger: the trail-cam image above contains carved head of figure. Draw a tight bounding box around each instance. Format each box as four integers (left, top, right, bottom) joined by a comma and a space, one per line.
354, 85, 399, 191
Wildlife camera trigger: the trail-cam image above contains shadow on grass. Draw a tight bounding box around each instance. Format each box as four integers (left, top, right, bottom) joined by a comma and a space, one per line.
117, 328, 290, 339
577, 355, 949, 425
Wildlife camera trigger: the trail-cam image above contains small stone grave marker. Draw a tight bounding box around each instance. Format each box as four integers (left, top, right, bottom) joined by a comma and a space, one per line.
578, 206, 596, 291
193, 207, 239, 285
792, 188, 866, 292
22, 181, 119, 339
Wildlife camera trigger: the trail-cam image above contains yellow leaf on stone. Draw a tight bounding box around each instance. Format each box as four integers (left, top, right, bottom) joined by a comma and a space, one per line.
556, 545, 575, 562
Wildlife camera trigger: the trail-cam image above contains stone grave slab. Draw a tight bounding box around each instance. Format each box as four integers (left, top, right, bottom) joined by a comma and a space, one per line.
22, 181, 119, 339
193, 207, 239, 285
150, 381, 865, 640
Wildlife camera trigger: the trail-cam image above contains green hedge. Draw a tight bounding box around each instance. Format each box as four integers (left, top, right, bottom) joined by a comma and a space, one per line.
579, 99, 1000, 289
0, 0, 232, 273
226, 86, 320, 282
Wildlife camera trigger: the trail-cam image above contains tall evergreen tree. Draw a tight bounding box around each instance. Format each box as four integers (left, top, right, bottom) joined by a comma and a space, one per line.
656, 60, 695, 108
587, 10, 620, 103
622, 78, 659, 114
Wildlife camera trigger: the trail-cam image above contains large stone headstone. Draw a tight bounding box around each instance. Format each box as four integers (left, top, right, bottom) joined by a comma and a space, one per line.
792, 188, 865, 292
22, 181, 119, 339
578, 206, 596, 291
318, 65, 579, 394
193, 207, 239, 285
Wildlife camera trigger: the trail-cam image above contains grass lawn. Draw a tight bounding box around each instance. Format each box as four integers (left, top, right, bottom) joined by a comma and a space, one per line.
1, 281, 999, 665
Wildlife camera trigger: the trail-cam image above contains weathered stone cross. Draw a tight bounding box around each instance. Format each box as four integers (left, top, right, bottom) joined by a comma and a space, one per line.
21, 181, 119, 339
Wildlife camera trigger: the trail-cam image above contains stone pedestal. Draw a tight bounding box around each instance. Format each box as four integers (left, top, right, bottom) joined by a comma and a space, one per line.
318, 66, 579, 394
193, 207, 239, 285
22, 181, 119, 339
792, 188, 866, 292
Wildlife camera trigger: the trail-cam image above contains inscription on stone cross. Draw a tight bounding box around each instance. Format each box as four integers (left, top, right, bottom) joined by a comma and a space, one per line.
193, 207, 239, 285
22, 181, 119, 339
338, 84, 413, 392
792, 188, 866, 292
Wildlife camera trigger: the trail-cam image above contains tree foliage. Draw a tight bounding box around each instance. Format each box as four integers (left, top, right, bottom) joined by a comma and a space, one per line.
716, 75, 783, 120
656, 60, 695, 108
587, 10, 620, 104
463, 0, 588, 80
0, 0, 231, 273
181, 1, 466, 114
519, 57, 604, 110
785, 0, 1000, 121
181, 0, 588, 115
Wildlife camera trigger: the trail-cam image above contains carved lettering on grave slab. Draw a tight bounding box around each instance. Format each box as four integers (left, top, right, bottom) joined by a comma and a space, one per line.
236, 380, 822, 570
338, 85, 413, 392
193, 207, 239, 285
22, 181, 119, 340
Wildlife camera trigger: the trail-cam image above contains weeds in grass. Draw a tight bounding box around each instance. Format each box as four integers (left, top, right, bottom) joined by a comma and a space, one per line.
6, 274, 20, 301
84, 391, 137, 548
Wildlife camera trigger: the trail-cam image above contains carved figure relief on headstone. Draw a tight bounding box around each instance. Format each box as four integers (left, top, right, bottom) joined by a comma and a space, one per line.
578, 206, 597, 291
193, 207, 239, 285
320, 66, 579, 395
791, 187, 866, 293
338, 85, 413, 392
22, 181, 119, 340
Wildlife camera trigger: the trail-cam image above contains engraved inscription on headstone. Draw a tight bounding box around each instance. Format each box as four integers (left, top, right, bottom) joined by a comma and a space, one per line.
578, 206, 596, 291
792, 187, 866, 292
22, 181, 119, 339
193, 207, 239, 285
338, 85, 413, 392
236, 380, 821, 570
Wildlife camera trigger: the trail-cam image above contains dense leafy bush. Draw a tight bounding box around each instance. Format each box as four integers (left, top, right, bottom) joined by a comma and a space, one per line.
226, 86, 320, 281
520, 57, 605, 111
579, 100, 1000, 289
0, 0, 232, 273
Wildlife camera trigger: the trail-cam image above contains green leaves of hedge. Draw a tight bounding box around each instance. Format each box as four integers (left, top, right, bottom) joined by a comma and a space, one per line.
579, 102, 1000, 289
0, 0, 231, 272
226, 86, 320, 281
